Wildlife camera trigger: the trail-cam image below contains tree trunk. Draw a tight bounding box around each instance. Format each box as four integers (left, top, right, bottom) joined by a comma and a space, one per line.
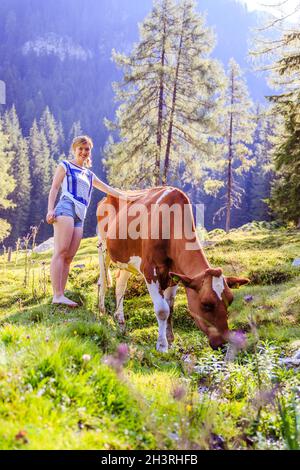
163, 30, 183, 185
225, 148, 232, 233
226, 71, 234, 234
156, 13, 167, 186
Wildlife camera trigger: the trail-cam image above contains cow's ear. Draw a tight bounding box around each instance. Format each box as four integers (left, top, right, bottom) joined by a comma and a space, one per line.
225, 276, 250, 289
169, 272, 193, 287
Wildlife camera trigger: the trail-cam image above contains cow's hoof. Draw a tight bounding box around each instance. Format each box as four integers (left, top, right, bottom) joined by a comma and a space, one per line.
156, 342, 168, 353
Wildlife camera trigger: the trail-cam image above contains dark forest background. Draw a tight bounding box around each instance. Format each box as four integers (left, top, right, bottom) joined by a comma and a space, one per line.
0, 0, 294, 243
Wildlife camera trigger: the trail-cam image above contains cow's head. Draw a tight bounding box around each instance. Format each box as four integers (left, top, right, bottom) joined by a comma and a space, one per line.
170, 268, 249, 350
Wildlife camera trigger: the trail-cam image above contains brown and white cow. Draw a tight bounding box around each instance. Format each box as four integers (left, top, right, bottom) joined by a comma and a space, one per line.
96, 187, 249, 352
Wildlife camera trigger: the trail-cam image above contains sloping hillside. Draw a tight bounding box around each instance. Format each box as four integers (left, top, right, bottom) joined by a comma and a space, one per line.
0, 225, 299, 449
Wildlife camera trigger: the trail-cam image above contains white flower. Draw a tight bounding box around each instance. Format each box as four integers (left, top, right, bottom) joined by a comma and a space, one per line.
82, 354, 91, 362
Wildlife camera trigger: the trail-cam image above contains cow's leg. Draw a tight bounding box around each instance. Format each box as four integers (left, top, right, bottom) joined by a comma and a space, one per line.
97, 238, 110, 314
164, 285, 178, 346
145, 279, 170, 353
115, 269, 131, 331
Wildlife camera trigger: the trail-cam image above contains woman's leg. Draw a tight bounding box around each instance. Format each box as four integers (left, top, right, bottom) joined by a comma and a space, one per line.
61, 226, 83, 293
50, 216, 74, 302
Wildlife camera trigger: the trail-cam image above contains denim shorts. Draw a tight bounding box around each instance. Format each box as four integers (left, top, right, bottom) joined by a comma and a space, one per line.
54, 197, 83, 228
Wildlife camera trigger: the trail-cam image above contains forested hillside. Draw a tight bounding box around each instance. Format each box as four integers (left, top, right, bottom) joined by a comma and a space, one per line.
0, 0, 298, 243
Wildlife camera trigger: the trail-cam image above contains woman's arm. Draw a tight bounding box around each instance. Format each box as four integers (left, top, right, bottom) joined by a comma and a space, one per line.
46, 165, 66, 224
92, 176, 128, 198
92, 175, 147, 201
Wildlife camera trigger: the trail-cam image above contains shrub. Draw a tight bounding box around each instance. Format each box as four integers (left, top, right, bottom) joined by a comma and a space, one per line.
249, 268, 295, 285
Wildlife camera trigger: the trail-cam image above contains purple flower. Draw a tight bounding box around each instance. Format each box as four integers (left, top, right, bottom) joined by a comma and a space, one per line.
172, 385, 186, 401
102, 344, 129, 375
117, 343, 129, 363
244, 295, 253, 303
228, 330, 247, 350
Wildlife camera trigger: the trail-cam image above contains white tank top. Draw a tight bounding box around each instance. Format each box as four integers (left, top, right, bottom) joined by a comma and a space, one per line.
59, 160, 94, 221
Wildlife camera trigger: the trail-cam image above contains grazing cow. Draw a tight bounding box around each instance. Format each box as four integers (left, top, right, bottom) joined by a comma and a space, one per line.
96, 187, 249, 352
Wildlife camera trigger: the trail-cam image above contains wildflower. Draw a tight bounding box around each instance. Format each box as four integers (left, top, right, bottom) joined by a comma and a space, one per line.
225, 330, 247, 362
26, 335, 30, 340
102, 343, 129, 374
15, 430, 28, 444
117, 343, 129, 363
45, 336, 49, 342
82, 354, 91, 362
172, 385, 186, 401
182, 354, 196, 374
186, 404, 192, 413
228, 330, 247, 351
73, 330, 77, 336
244, 295, 253, 303
252, 386, 279, 408
209, 433, 227, 450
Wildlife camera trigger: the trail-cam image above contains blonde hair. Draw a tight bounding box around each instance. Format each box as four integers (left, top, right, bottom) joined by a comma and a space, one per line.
71, 135, 93, 168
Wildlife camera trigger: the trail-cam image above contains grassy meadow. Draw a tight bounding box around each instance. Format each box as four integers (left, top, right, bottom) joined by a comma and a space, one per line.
0, 223, 299, 450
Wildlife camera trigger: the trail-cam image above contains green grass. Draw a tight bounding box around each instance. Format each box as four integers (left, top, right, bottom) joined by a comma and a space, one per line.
0, 226, 299, 449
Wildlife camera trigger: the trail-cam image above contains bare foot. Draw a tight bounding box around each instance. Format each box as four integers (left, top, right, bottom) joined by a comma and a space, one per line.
52, 295, 78, 308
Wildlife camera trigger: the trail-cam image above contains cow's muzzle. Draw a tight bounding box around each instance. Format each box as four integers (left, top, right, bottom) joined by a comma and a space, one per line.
208, 331, 229, 350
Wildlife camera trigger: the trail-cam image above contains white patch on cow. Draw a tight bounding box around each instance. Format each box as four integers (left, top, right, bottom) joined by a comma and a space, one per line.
153, 267, 157, 276
128, 256, 142, 272
147, 280, 168, 313
115, 270, 131, 329
164, 285, 178, 308
212, 276, 225, 300
156, 188, 174, 205
146, 280, 170, 352
113, 255, 142, 274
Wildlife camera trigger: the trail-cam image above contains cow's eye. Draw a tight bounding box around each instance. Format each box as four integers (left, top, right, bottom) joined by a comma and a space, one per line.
202, 303, 215, 312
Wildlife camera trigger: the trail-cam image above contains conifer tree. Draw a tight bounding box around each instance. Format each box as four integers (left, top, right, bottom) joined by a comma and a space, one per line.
251, 6, 300, 226
40, 106, 65, 169
267, 31, 300, 226
104, 0, 224, 188
214, 59, 254, 232
3, 106, 31, 242
0, 117, 16, 241
68, 120, 83, 158
247, 105, 279, 222
269, 102, 300, 225
29, 120, 53, 240
104, 0, 176, 187
162, 0, 223, 185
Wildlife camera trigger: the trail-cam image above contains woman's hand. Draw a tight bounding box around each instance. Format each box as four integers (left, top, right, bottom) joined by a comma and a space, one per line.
117, 189, 146, 201
124, 194, 142, 202
46, 210, 56, 224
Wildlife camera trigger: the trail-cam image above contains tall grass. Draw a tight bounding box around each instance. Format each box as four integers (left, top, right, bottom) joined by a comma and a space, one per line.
0, 227, 299, 449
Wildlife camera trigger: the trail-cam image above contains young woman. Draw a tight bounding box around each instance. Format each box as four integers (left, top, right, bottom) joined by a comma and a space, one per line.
46, 135, 133, 307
